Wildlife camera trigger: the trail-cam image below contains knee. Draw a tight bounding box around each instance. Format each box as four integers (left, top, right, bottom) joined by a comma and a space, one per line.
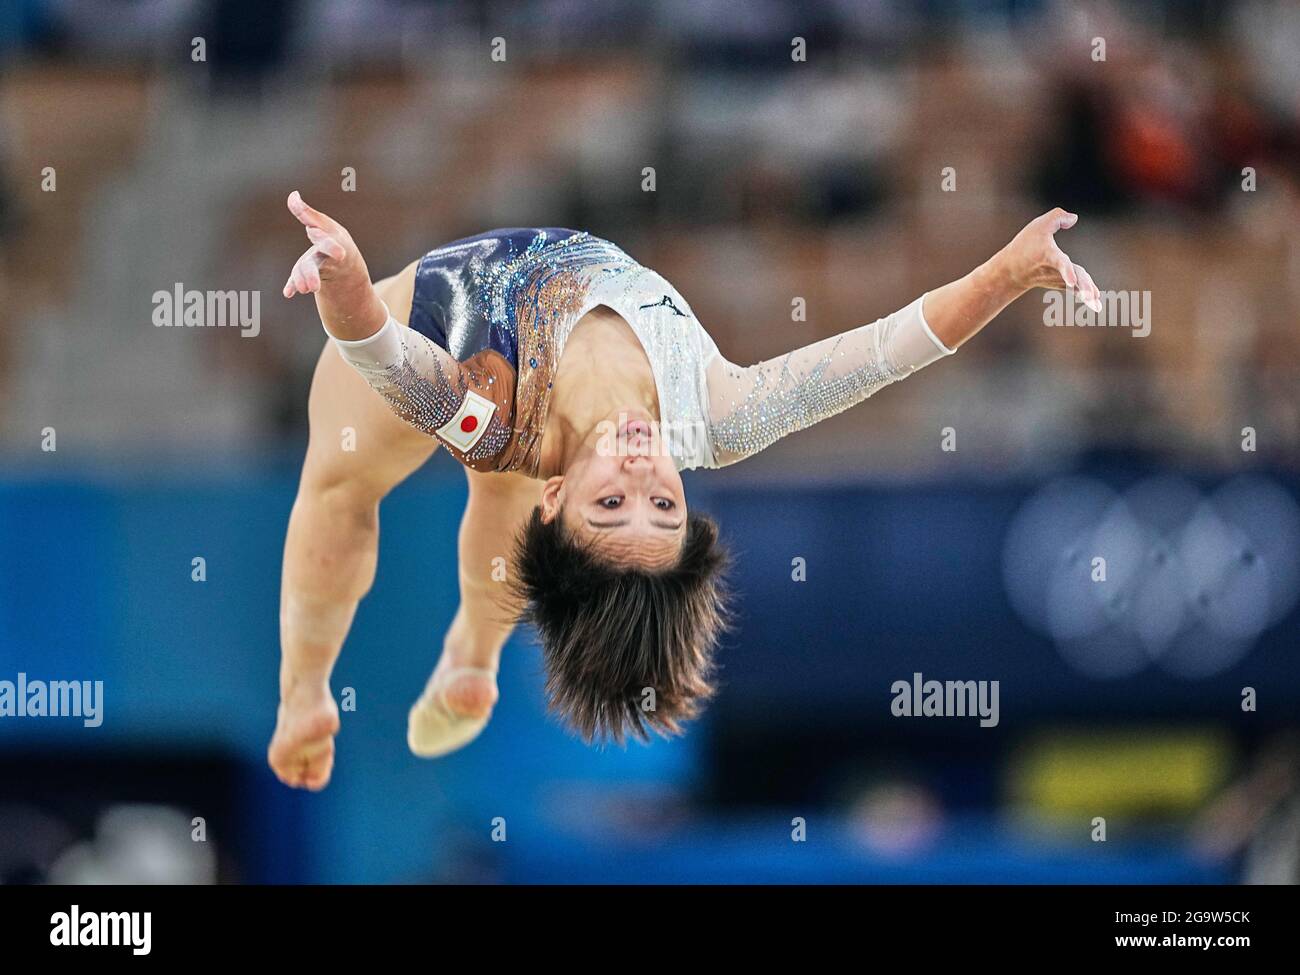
300, 446, 389, 508
294, 471, 383, 541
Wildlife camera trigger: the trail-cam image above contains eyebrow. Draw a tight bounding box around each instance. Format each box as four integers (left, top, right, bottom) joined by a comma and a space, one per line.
586, 518, 683, 532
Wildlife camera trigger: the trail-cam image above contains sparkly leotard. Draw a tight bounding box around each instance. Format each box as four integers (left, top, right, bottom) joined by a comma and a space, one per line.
330, 228, 954, 475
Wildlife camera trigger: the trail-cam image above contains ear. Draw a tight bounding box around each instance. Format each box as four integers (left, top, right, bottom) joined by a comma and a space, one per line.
539, 475, 564, 524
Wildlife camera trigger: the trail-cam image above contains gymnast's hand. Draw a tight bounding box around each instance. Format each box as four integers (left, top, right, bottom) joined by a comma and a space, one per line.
281, 190, 387, 341
267, 680, 341, 791
1000, 207, 1103, 313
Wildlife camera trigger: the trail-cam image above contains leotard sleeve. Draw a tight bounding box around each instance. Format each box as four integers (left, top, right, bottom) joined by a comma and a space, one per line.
329, 309, 517, 472
703, 295, 954, 467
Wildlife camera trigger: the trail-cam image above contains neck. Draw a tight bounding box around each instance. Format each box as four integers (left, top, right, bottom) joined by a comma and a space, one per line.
538, 381, 659, 478
536, 306, 661, 477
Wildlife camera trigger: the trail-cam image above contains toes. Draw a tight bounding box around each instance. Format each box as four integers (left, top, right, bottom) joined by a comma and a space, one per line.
300, 752, 333, 791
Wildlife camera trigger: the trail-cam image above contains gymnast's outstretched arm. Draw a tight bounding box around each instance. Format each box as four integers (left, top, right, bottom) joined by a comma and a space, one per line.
705, 208, 1101, 466
280, 191, 513, 465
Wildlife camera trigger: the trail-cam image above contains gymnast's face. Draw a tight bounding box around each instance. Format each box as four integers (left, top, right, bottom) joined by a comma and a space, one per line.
540, 417, 687, 570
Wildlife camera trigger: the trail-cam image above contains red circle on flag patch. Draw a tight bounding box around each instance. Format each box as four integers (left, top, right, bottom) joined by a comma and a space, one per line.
460, 416, 478, 434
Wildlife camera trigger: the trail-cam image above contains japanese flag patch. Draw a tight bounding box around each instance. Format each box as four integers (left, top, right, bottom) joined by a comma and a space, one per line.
436, 389, 497, 453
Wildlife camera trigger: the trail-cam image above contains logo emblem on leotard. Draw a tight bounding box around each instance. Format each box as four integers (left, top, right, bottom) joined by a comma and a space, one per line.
436, 390, 496, 453
639, 295, 688, 317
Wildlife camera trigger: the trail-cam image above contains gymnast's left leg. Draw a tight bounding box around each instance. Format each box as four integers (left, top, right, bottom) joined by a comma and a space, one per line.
407, 468, 543, 757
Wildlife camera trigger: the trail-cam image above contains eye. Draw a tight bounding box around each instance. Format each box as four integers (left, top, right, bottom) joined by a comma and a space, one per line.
599, 496, 623, 509
653, 497, 676, 510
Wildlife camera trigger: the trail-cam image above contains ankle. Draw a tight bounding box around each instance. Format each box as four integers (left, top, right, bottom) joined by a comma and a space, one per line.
440, 624, 502, 673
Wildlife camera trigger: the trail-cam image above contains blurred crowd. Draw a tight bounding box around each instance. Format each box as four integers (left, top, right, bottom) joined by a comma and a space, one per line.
0, 0, 1298, 475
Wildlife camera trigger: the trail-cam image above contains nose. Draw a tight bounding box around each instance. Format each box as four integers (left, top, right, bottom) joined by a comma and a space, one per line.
621, 454, 655, 486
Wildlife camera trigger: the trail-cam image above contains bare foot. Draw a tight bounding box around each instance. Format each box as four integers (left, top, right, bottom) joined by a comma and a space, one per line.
268, 682, 341, 790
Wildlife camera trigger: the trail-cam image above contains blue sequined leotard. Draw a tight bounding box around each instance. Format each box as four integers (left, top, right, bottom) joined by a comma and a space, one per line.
401, 227, 721, 474
408, 228, 587, 372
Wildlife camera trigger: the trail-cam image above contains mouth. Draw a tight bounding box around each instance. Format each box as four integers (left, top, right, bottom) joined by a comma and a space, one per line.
619, 417, 654, 454
619, 416, 652, 437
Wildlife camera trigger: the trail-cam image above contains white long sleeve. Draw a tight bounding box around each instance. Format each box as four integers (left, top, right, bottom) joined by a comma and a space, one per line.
703, 295, 953, 466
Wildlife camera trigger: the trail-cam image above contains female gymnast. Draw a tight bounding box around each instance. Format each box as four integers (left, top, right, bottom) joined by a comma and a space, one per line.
267, 191, 1101, 790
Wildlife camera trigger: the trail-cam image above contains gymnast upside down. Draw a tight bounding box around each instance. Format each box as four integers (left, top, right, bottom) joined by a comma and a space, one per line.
267, 191, 1102, 790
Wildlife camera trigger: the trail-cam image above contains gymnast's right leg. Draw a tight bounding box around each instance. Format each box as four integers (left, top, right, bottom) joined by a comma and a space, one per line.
268, 268, 434, 791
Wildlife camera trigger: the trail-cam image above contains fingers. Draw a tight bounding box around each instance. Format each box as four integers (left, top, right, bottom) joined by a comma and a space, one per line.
1073, 263, 1102, 313
1052, 252, 1102, 313
281, 206, 347, 298
286, 189, 340, 234
283, 250, 304, 297
282, 245, 323, 298
1044, 206, 1079, 233
1041, 207, 1099, 308
301, 260, 321, 293
1049, 242, 1078, 288
305, 226, 346, 261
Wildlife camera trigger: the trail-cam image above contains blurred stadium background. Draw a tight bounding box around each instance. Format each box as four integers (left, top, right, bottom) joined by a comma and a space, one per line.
1, 0, 1298, 883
